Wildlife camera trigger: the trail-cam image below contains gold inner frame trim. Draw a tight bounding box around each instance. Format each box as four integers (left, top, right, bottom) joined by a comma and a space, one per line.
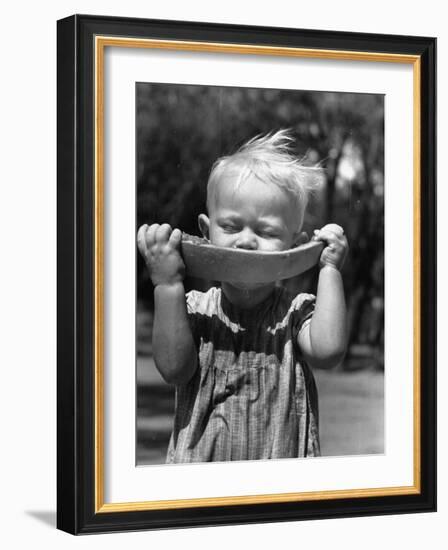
94, 35, 421, 513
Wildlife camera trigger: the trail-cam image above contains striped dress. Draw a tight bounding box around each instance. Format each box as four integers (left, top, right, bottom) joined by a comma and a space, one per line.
166, 286, 320, 463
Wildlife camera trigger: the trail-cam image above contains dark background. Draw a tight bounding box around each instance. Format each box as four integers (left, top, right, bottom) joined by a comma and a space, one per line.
135, 83, 385, 465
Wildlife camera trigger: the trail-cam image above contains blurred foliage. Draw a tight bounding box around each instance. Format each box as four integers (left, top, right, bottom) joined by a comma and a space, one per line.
136, 84, 384, 368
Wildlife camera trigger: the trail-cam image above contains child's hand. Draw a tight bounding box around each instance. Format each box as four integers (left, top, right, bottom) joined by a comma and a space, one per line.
137, 223, 185, 286
313, 223, 348, 270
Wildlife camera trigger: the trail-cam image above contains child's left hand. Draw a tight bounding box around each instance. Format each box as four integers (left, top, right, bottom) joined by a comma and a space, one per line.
312, 223, 348, 270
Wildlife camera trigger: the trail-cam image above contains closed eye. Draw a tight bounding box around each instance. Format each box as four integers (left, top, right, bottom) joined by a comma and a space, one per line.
258, 229, 281, 238
220, 223, 240, 233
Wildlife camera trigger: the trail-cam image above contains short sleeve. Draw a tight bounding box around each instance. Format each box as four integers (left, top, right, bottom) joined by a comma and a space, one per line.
186, 289, 201, 316
289, 293, 316, 338
185, 290, 202, 345
185, 287, 220, 349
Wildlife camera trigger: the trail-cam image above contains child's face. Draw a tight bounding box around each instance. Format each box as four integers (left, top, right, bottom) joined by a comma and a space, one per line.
199, 172, 300, 252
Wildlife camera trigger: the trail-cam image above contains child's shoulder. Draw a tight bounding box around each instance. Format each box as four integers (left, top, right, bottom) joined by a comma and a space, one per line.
280, 288, 315, 311
277, 289, 316, 323
274, 289, 316, 335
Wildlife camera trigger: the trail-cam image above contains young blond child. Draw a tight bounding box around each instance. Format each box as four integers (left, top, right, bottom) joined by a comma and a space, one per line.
137, 130, 348, 463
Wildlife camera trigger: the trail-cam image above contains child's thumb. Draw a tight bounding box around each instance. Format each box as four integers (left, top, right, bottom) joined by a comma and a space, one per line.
295, 231, 309, 246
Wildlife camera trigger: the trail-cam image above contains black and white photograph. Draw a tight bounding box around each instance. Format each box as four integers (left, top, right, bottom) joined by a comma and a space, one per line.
53, 13, 435, 536
135, 83, 385, 466
0, 0, 442, 545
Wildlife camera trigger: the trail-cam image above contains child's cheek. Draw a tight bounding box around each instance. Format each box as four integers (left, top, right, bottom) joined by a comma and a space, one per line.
210, 228, 231, 247
260, 240, 281, 252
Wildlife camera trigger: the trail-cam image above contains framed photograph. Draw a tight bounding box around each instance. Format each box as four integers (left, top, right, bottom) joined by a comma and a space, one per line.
57, 14, 436, 534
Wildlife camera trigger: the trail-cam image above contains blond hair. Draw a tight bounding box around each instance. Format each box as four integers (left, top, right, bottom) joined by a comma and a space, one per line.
207, 129, 322, 230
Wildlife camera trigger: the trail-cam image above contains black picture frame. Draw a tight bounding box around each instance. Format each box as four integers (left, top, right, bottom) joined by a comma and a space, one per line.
57, 14, 436, 535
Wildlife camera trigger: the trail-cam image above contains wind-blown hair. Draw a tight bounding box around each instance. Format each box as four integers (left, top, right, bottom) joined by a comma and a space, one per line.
206, 129, 322, 231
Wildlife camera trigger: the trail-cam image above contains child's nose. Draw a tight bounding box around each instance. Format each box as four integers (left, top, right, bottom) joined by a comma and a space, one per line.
235, 229, 258, 250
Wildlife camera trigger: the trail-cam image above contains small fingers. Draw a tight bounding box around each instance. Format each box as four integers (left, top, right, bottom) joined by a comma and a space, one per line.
313, 224, 348, 268
145, 223, 159, 248
137, 224, 149, 256
155, 223, 172, 242
321, 223, 344, 237
168, 228, 182, 248
138, 223, 182, 257
313, 225, 345, 244
294, 231, 309, 246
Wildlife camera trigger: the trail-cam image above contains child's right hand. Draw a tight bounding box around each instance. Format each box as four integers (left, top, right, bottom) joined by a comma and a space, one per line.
137, 224, 185, 287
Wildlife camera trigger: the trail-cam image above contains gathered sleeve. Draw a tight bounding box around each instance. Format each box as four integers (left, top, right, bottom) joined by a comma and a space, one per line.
289, 292, 316, 341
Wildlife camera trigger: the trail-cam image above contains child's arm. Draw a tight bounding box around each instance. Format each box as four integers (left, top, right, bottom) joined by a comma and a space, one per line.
137, 223, 197, 385
298, 224, 348, 369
